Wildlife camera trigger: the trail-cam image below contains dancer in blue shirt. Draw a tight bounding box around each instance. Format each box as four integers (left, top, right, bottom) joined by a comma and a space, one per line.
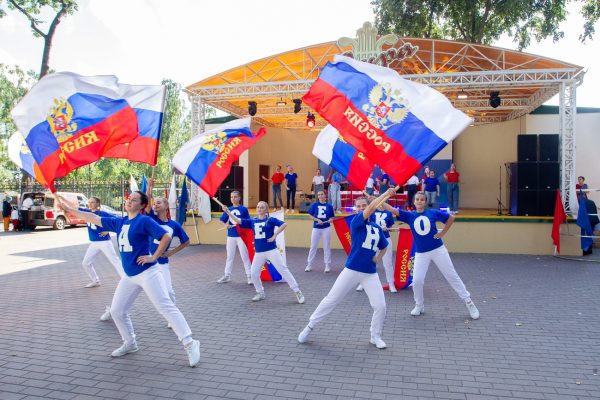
382, 191, 479, 320
370, 202, 397, 292
305, 190, 335, 273
298, 191, 390, 349
223, 201, 305, 303
59, 191, 201, 367
218, 190, 252, 284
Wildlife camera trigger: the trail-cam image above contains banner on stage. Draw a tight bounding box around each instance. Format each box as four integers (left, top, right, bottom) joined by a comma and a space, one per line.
303, 55, 472, 186
11, 72, 165, 191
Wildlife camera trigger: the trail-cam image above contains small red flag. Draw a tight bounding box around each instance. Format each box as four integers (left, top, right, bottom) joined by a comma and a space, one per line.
551, 190, 566, 253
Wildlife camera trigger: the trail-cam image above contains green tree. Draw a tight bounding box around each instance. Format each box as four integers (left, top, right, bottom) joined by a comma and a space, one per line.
372, 0, 600, 50
1, 0, 78, 78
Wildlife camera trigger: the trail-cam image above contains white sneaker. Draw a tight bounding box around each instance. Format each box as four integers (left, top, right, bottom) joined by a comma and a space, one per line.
286, 209, 290, 213
356, 284, 364, 292
111, 342, 139, 357
85, 281, 100, 288
304, 265, 312, 272
466, 301, 480, 320
388, 283, 397, 293
217, 275, 231, 284
411, 304, 425, 316
324, 265, 331, 273
247, 276, 253, 285
252, 292, 266, 302
295, 290, 305, 304
100, 306, 111, 321
298, 325, 313, 343
185, 339, 201, 367
370, 336, 387, 349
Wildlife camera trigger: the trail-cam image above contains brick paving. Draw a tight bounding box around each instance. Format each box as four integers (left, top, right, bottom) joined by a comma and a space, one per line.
0, 227, 599, 399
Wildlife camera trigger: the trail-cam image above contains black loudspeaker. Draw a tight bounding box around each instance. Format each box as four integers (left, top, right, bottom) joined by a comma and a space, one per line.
221, 165, 243, 190
539, 134, 559, 162
538, 162, 560, 190
517, 162, 538, 190
298, 201, 311, 213
518, 135, 538, 162
538, 190, 555, 216
517, 190, 538, 216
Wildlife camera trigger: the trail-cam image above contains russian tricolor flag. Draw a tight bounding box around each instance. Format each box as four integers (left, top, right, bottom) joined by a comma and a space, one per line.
7, 131, 47, 187
10, 72, 165, 191
313, 125, 375, 189
172, 118, 266, 197
303, 55, 472, 185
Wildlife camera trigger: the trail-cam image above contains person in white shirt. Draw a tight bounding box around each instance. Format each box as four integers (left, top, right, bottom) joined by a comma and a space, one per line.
21, 196, 34, 210
365, 175, 375, 196
20, 196, 34, 229
312, 169, 325, 196
406, 175, 420, 210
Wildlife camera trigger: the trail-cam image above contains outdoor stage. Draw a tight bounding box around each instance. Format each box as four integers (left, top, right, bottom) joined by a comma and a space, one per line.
183, 207, 582, 257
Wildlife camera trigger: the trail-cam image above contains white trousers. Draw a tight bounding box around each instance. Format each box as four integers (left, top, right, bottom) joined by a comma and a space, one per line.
158, 262, 175, 304
412, 245, 470, 305
379, 245, 394, 285
251, 248, 299, 294
82, 240, 123, 282
309, 268, 386, 338
110, 266, 192, 345
225, 237, 251, 277
306, 227, 332, 268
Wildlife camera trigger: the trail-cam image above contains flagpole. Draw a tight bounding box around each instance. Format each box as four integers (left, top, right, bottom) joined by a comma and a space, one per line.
211, 196, 226, 209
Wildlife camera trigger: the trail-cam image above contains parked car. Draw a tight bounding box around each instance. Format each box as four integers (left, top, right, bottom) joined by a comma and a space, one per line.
100, 204, 124, 217
19, 191, 89, 230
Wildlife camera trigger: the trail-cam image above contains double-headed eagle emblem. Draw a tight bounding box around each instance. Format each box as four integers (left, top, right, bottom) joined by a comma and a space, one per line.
46, 98, 78, 143
201, 131, 228, 154
362, 83, 409, 130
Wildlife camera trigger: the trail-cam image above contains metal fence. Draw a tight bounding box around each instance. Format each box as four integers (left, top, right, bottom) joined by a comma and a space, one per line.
0, 179, 171, 211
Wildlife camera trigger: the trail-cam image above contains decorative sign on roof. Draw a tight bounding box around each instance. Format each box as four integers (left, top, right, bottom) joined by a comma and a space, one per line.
338, 22, 418, 67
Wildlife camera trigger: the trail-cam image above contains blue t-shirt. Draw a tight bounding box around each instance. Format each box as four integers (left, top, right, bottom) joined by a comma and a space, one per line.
148, 211, 190, 264
240, 216, 283, 252
285, 173, 298, 187
424, 177, 440, 192
79, 208, 113, 242
370, 210, 395, 238
100, 215, 167, 277
345, 211, 388, 274
309, 202, 335, 229
219, 205, 250, 238
396, 209, 450, 253
331, 172, 343, 184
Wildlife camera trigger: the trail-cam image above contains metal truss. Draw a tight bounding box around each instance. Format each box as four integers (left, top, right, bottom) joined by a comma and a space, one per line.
560, 82, 577, 212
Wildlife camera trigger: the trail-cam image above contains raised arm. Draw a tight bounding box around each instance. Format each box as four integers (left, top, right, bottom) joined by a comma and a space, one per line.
57, 195, 103, 227
221, 205, 242, 225
261, 175, 271, 181
363, 187, 397, 220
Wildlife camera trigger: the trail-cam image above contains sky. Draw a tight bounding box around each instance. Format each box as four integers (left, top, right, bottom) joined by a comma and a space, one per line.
1, 0, 599, 108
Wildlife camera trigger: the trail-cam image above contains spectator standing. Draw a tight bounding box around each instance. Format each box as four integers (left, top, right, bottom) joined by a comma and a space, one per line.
423, 170, 440, 208
312, 168, 325, 196
576, 176, 588, 200
10, 206, 20, 231
378, 170, 390, 193
261, 165, 285, 210
444, 163, 460, 214
329, 170, 343, 214
365, 175, 375, 196
405, 175, 419, 210
2, 197, 11, 232
284, 165, 298, 213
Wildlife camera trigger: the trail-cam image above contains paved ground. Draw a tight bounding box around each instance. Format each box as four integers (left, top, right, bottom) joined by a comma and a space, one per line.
0, 227, 599, 400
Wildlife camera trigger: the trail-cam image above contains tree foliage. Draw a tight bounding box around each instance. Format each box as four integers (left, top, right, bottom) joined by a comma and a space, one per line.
1, 0, 78, 78
372, 0, 600, 50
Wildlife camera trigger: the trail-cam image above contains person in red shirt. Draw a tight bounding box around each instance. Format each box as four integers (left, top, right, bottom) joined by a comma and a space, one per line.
443, 163, 460, 213
262, 165, 285, 210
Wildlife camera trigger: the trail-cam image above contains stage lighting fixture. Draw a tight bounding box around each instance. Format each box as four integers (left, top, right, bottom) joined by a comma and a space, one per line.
276, 98, 286, 106
489, 91, 501, 108
306, 112, 316, 128
293, 99, 302, 114
457, 91, 468, 99
248, 101, 257, 116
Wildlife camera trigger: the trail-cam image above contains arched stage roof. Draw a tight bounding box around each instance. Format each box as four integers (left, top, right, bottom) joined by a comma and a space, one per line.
187, 36, 584, 128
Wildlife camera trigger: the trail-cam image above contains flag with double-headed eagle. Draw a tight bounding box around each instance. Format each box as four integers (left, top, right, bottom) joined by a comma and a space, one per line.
172, 118, 266, 197
313, 124, 375, 189
303, 55, 472, 186
10, 72, 165, 192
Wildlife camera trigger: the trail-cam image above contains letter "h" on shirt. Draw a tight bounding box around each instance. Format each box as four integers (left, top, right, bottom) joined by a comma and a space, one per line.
361, 225, 380, 251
